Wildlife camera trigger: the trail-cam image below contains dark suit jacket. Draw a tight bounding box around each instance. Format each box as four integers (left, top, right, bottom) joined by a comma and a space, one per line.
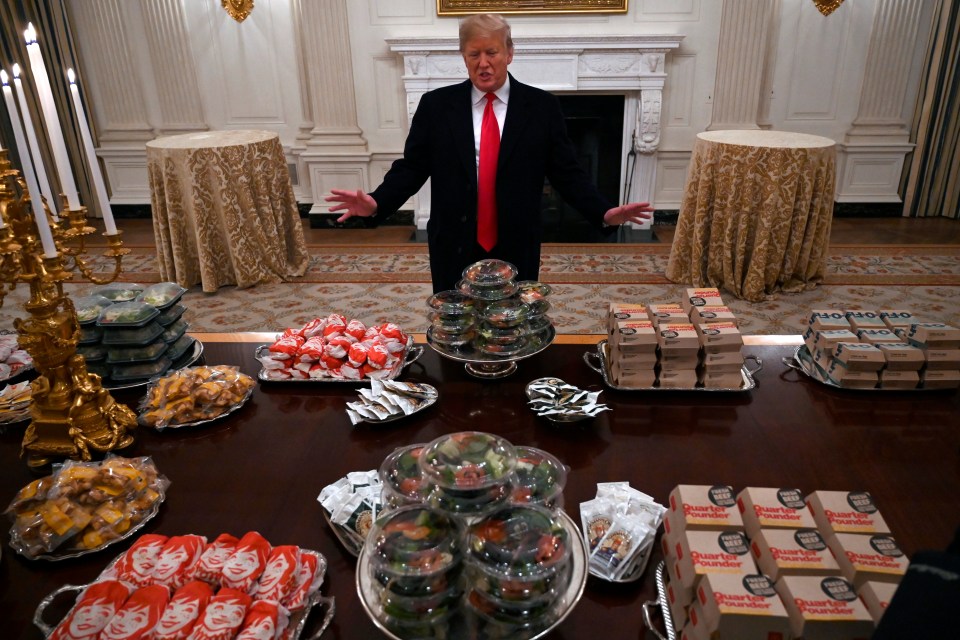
371, 74, 614, 292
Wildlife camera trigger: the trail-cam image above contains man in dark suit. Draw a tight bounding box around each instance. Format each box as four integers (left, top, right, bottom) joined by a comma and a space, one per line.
327, 13, 653, 293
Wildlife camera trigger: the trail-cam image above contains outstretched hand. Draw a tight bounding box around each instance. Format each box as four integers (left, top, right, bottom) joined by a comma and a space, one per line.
325, 189, 378, 223
603, 201, 654, 226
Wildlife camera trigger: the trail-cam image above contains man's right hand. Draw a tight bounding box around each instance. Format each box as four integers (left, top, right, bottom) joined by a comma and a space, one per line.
325, 189, 378, 223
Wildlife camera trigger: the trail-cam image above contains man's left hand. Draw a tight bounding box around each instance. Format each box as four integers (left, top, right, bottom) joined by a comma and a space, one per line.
603, 202, 654, 226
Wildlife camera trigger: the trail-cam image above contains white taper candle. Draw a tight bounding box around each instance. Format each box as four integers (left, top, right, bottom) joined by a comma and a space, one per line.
12, 63, 56, 214
67, 69, 116, 235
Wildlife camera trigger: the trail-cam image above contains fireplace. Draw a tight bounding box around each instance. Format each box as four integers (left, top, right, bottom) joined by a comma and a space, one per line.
386, 33, 684, 234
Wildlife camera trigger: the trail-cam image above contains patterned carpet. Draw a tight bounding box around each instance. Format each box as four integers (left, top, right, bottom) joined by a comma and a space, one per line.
1, 244, 957, 335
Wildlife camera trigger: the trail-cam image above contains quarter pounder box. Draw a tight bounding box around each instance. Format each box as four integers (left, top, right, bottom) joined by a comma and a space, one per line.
648, 304, 688, 328
611, 320, 658, 351
610, 360, 656, 388
736, 487, 816, 536
683, 288, 724, 314
750, 528, 841, 581
673, 529, 756, 589
775, 575, 875, 640
875, 342, 925, 371
659, 368, 699, 388
689, 305, 739, 327
700, 350, 745, 373
608, 302, 648, 334
698, 370, 744, 389
826, 532, 909, 589
695, 321, 743, 353
694, 572, 792, 640
805, 490, 891, 536
858, 580, 899, 624
658, 323, 700, 350
668, 484, 744, 532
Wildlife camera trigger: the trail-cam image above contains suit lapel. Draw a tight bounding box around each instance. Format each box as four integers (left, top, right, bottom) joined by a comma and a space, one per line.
443, 80, 477, 188
500, 74, 534, 166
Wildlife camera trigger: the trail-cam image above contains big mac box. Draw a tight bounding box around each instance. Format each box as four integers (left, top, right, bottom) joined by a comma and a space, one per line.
879, 310, 916, 331
736, 487, 816, 536
608, 302, 648, 334
750, 528, 841, 581
845, 310, 888, 331
672, 529, 756, 589
875, 342, 925, 371
695, 321, 743, 353
682, 288, 724, 314
808, 310, 852, 332
805, 490, 891, 536
775, 575, 875, 640
832, 342, 885, 372
689, 305, 739, 327
826, 532, 909, 589
667, 484, 744, 533
693, 572, 792, 640
855, 328, 901, 345
858, 580, 899, 624
649, 304, 688, 328
905, 322, 960, 349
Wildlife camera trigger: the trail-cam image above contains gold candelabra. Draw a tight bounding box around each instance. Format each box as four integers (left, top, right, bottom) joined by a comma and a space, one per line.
0, 149, 136, 469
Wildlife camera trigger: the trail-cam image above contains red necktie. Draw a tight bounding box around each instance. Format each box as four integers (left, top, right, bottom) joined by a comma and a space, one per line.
477, 92, 499, 252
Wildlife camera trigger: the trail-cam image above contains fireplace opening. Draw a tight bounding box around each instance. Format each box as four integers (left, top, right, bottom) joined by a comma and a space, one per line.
541, 94, 625, 243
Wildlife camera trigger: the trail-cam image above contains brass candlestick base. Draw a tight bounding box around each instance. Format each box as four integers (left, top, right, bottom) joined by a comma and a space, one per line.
0, 151, 136, 469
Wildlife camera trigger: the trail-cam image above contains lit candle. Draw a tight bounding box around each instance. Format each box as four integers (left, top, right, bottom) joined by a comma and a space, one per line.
24, 23, 79, 213
1, 70, 57, 256
12, 63, 56, 215
67, 69, 116, 235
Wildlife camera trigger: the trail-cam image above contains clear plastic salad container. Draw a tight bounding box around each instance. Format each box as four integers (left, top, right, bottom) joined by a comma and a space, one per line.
110, 356, 172, 382
136, 282, 187, 310
420, 432, 517, 492
90, 283, 144, 303
96, 301, 160, 328
100, 321, 165, 347
73, 295, 114, 325
105, 340, 169, 365
509, 446, 567, 511
427, 290, 476, 315
379, 443, 433, 509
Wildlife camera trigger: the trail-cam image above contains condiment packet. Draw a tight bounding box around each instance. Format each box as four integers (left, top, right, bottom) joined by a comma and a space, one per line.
526, 377, 610, 419
346, 380, 438, 424
588, 516, 655, 581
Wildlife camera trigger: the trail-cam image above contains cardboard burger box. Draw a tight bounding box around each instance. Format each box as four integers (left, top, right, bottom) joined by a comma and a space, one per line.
689, 305, 739, 327
921, 347, 960, 370
855, 328, 901, 345
858, 580, 899, 624
736, 487, 816, 537
825, 360, 879, 389
832, 342, 885, 372
813, 329, 861, 356
875, 342, 925, 371
682, 287, 725, 314
750, 528, 841, 581
879, 309, 916, 331
668, 484, 744, 533
906, 322, 960, 349
700, 350, 745, 373
805, 490, 891, 536
607, 302, 648, 334
667, 573, 692, 632
610, 359, 657, 388
844, 310, 888, 331
919, 368, 960, 389
610, 320, 658, 354
809, 310, 852, 332
775, 575, 875, 640
695, 321, 743, 353
658, 368, 700, 388
672, 529, 756, 589
648, 304, 689, 328
698, 369, 744, 389
694, 572, 793, 640
826, 532, 909, 589
878, 369, 920, 389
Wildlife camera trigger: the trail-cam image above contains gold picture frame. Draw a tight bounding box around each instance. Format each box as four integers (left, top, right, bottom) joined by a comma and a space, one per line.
437, 1, 628, 16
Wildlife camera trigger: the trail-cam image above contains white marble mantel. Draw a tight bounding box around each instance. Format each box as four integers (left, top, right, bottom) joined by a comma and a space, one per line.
386, 34, 684, 230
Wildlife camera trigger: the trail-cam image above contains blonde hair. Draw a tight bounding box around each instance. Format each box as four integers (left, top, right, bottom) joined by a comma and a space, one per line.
458, 13, 513, 52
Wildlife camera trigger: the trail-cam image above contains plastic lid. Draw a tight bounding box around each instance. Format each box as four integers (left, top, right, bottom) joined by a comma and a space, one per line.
427, 290, 476, 315
100, 321, 165, 346
462, 259, 518, 287
90, 283, 144, 302
379, 443, 432, 505
510, 446, 568, 508
96, 301, 161, 327
105, 339, 169, 364
466, 505, 570, 579
428, 311, 475, 334
110, 356, 173, 381
73, 295, 114, 324
478, 299, 527, 327
136, 282, 187, 309
419, 431, 517, 491
516, 281, 553, 303
366, 505, 463, 577
457, 279, 519, 302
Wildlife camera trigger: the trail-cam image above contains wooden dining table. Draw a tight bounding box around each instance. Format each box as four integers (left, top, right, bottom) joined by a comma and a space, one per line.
1, 334, 957, 639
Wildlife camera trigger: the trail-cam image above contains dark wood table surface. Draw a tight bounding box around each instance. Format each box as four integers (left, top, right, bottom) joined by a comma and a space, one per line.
2, 337, 958, 639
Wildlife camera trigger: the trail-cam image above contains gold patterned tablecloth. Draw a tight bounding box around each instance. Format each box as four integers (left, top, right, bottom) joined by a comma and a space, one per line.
666, 130, 836, 302
146, 130, 308, 292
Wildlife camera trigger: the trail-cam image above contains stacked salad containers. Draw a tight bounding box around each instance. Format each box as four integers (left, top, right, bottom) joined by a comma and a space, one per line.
365, 431, 575, 638
426, 259, 554, 356
73, 282, 194, 385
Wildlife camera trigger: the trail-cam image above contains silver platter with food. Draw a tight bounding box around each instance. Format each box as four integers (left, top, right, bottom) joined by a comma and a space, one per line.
355, 509, 588, 640
0, 330, 34, 383
0, 381, 32, 426
33, 546, 334, 639
102, 339, 204, 392
583, 340, 761, 392
784, 345, 955, 391
137, 365, 256, 431
256, 337, 424, 384
427, 325, 556, 379
347, 381, 439, 426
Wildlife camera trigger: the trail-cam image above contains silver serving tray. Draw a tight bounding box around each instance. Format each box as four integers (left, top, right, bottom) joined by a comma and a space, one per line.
138, 379, 255, 431
784, 345, 955, 391
33, 548, 334, 639
9, 480, 167, 562
104, 340, 205, 392
427, 325, 555, 364
640, 561, 677, 640
584, 340, 761, 392
323, 508, 364, 557
352, 383, 439, 425
256, 339, 423, 384
356, 510, 587, 640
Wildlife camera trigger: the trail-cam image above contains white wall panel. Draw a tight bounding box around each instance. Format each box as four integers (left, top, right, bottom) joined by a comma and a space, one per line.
373, 56, 404, 130
663, 53, 696, 130
638, 0, 700, 20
